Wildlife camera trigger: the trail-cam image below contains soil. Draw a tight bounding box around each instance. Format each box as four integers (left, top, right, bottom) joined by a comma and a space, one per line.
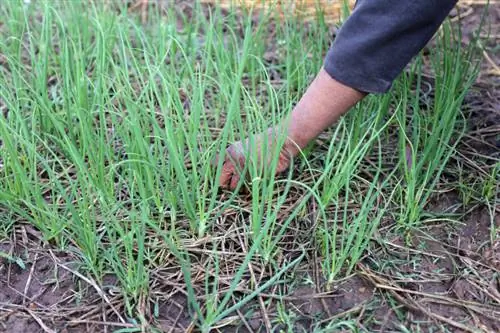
0, 235, 117, 333
2, 203, 498, 332
1, 1, 498, 333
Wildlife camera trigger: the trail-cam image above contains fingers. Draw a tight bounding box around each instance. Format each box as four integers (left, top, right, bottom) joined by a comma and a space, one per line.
229, 169, 240, 190
219, 156, 244, 190
219, 160, 234, 189
215, 132, 295, 192
219, 161, 244, 190
218, 146, 245, 190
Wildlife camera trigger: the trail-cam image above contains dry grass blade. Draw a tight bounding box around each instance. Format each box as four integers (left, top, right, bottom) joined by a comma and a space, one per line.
25, 309, 56, 333
236, 308, 255, 333
67, 320, 139, 328
315, 301, 367, 327
200, 0, 355, 22
166, 306, 188, 333
23, 252, 38, 305
358, 263, 496, 333
482, 50, 500, 75
236, 228, 272, 332
51, 254, 126, 324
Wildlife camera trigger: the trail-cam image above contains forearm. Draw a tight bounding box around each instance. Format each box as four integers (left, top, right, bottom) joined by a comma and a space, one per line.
282, 0, 457, 154
282, 68, 366, 155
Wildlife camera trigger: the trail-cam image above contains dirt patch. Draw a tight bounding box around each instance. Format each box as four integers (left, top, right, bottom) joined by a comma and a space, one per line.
3, 218, 497, 333
355, 204, 499, 332
0, 228, 129, 333
153, 292, 193, 332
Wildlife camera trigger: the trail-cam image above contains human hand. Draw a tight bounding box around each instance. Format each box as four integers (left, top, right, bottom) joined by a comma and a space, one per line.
217, 128, 295, 190
216, 68, 366, 191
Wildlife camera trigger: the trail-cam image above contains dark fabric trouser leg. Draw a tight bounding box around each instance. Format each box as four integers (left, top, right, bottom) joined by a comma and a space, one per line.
323, 0, 458, 94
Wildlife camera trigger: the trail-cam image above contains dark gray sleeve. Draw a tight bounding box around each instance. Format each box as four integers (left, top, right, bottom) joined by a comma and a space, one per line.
323, 0, 457, 94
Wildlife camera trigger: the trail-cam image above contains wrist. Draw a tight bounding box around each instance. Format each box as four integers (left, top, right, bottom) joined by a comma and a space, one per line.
283, 68, 367, 156
285, 124, 312, 156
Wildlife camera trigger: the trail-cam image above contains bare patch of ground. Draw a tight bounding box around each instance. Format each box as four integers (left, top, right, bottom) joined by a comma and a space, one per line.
0, 226, 130, 333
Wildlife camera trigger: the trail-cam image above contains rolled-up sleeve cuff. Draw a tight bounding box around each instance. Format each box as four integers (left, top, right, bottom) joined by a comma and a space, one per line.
322, 0, 457, 95
323, 53, 392, 94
